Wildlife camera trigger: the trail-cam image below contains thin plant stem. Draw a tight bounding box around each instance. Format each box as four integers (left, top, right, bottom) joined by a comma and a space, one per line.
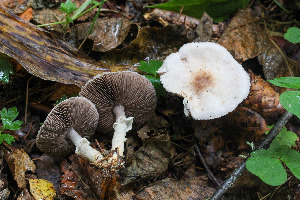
209, 111, 293, 200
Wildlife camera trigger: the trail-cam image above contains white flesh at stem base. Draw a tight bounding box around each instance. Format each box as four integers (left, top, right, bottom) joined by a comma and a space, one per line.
68, 128, 104, 163
112, 105, 133, 157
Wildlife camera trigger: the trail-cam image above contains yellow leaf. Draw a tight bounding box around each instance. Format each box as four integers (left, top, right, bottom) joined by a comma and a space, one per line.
29, 179, 56, 200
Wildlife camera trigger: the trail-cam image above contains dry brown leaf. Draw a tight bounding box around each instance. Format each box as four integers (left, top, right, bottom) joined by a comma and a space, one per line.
71, 17, 131, 52
32, 9, 66, 33
243, 71, 285, 123
4, 146, 36, 188
135, 166, 215, 200
100, 26, 187, 66
218, 9, 260, 62
0, 7, 128, 86
218, 8, 299, 79
122, 134, 176, 184
17, 188, 35, 200
60, 155, 116, 200
35, 155, 61, 196
0, 0, 33, 14
224, 107, 268, 150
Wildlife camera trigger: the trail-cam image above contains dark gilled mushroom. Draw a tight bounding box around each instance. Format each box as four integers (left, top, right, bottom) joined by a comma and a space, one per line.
36, 97, 104, 164
80, 71, 157, 156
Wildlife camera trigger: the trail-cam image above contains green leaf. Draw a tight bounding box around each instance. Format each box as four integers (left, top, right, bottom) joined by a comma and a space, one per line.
281, 149, 300, 180
284, 27, 300, 44
0, 107, 23, 131
145, 75, 166, 97
246, 150, 287, 186
0, 134, 15, 145
269, 126, 298, 149
138, 60, 163, 77
147, 0, 249, 22
0, 56, 14, 84
268, 77, 300, 89
280, 91, 300, 119
60, 0, 78, 14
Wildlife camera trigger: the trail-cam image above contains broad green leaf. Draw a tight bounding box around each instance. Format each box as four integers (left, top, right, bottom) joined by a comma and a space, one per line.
284, 27, 300, 44
138, 60, 163, 77
246, 150, 287, 186
0, 107, 23, 131
0, 56, 14, 84
269, 127, 298, 149
281, 149, 300, 180
145, 75, 166, 97
268, 77, 300, 89
280, 91, 300, 119
148, 0, 249, 22
0, 134, 15, 145
60, 0, 77, 14
0, 107, 18, 122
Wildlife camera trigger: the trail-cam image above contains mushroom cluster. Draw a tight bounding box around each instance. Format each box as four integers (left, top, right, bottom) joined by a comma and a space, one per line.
157, 42, 251, 120
36, 71, 157, 167
80, 71, 157, 156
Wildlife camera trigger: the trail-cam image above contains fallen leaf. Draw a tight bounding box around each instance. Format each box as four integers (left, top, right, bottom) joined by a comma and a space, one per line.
224, 107, 269, 149
243, 71, 286, 123
100, 26, 187, 66
29, 179, 56, 200
0, 0, 33, 14
122, 134, 176, 184
19, 7, 33, 22
32, 8, 66, 33
35, 155, 61, 196
135, 165, 215, 200
0, 7, 127, 86
218, 9, 261, 62
4, 145, 36, 188
218, 8, 300, 79
60, 155, 116, 200
17, 188, 35, 200
71, 17, 131, 52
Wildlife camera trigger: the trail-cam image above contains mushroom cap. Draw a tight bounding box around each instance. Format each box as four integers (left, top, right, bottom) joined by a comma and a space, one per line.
36, 97, 99, 157
157, 42, 251, 120
80, 71, 157, 134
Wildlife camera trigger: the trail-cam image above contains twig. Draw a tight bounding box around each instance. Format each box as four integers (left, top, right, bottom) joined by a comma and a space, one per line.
209, 111, 293, 200
194, 144, 221, 187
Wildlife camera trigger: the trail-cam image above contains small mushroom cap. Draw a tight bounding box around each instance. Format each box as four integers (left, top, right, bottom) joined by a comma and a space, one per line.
80, 71, 157, 134
157, 42, 251, 120
36, 97, 99, 157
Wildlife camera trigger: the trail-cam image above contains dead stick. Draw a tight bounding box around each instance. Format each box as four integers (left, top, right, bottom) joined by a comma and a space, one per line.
195, 144, 221, 187
209, 111, 293, 200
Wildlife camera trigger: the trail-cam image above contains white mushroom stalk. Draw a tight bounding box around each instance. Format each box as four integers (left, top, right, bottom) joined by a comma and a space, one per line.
68, 128, 104, 162
111, 105, 133, 157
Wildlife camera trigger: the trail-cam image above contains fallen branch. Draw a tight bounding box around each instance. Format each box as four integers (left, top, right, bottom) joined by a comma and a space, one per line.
209, 111, 293, 200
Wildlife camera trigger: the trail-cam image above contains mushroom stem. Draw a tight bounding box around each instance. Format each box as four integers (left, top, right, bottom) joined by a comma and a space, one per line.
112, 105, 133, 156
68, 128, 104, 162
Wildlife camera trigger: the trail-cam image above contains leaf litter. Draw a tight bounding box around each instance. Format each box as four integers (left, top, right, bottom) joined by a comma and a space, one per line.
0, 0, 299, 199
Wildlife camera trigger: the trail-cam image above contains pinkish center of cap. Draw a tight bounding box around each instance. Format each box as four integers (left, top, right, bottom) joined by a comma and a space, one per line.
191, 71, 214, 94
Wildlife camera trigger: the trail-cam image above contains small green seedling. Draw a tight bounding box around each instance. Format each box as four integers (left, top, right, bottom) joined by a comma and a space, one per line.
0, 54, 14, 84
0, 107, 23, 145
284, 27, 300, 44
38, 0, 106, 34
268, 77, 300, 119
246, 126, 300, 186
138, 60, 166, 97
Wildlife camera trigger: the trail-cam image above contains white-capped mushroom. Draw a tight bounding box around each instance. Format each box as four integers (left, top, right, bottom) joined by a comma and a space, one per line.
80, 71, 157, 156
157, 42, 251, 120
36, 97, 104, 164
